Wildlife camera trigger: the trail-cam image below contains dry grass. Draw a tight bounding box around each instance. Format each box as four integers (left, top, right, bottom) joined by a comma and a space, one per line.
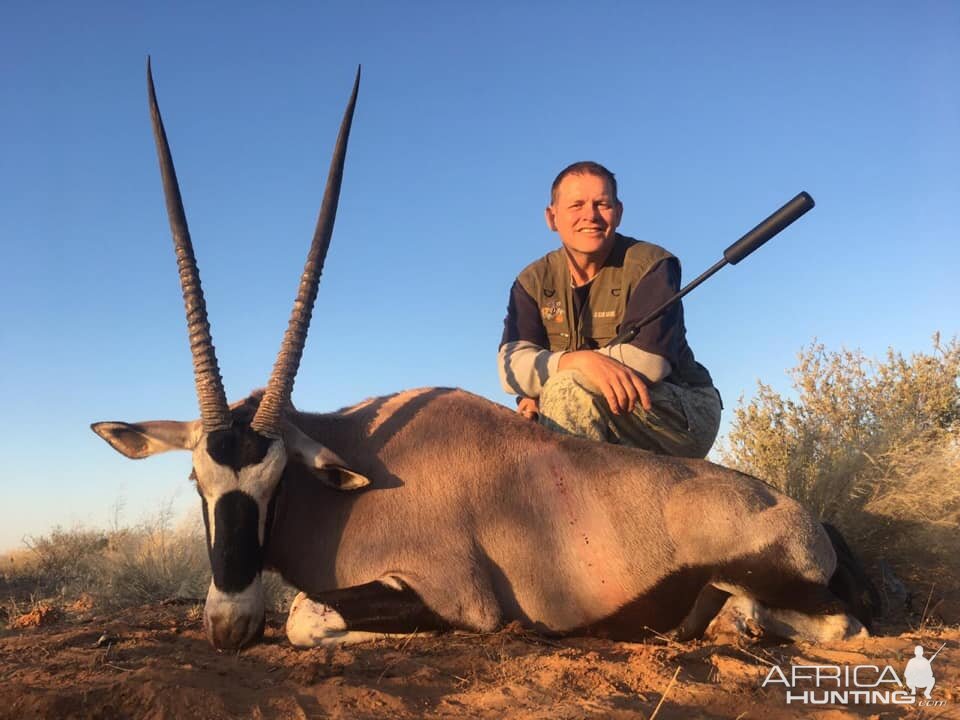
1, 505, 297, 625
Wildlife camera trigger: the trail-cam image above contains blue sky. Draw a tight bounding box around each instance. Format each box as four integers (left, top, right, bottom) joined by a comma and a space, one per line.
1, 1, 957, 551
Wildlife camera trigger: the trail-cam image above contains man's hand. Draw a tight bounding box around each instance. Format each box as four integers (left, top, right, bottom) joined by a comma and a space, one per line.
557, 351, 652, 415
517, 397, 539, 421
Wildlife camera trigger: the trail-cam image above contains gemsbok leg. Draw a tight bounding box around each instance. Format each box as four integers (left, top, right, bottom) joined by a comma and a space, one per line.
285, 578, 449, 647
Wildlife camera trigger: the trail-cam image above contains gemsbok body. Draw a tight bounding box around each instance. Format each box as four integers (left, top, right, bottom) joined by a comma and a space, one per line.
93, 63, 874, 651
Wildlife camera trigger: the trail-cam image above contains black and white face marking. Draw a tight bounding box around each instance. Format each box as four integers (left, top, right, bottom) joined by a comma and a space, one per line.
201, 490, 262, 591
192, 425, 287, 650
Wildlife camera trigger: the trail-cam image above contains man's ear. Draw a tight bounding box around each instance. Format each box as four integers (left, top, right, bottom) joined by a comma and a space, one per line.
283, 424, 371, 491
91, 420, 200, 459
612, 199, 624, 228
544, 205, 558, 231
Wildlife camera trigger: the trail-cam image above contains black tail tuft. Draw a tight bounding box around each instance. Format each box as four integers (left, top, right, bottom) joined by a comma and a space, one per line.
823, 522, 881, 631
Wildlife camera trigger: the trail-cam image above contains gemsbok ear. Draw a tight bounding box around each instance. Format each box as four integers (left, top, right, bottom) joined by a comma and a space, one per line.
283, 424, 371, 491
91, 420, 200, 459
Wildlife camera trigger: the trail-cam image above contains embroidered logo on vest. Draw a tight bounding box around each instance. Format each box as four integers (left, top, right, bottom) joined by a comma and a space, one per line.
541, 300, 565, 324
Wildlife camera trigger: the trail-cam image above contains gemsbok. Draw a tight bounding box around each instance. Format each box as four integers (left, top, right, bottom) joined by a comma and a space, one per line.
92, 62, 874, 651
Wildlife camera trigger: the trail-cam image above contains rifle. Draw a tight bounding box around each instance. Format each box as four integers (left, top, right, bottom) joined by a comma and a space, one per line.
607, 191, 815, 347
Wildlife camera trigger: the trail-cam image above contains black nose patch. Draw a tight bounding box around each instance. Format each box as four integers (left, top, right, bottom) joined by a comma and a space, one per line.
209, 490, 262, 592
206, 426, 273, 472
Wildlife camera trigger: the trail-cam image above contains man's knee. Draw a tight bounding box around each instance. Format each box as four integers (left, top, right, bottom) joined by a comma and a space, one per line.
540, 369, 601, 408
537, 370, 608, 441
683, 386, 722, 458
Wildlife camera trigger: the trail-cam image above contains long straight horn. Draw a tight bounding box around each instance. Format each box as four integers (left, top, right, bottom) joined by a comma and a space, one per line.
251, 67, 361, 438
147, 58, 231, 432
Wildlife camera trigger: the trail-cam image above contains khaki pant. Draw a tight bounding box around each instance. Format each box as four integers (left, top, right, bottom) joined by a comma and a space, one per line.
538, 370, 721, 459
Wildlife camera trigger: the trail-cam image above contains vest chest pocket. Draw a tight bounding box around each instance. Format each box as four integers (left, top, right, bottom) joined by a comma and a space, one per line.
583, 316, 619, 348
581, 298, 623, 347
545, 325, 572, 352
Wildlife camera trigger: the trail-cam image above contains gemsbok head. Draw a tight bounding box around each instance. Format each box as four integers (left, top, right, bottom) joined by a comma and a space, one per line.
92, 61, 365, 650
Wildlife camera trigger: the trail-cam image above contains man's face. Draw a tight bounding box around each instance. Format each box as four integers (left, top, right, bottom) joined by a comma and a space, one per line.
545, 173, 623, 260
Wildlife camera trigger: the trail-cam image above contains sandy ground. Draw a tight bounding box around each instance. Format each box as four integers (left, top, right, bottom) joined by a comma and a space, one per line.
1, 601, 957, 719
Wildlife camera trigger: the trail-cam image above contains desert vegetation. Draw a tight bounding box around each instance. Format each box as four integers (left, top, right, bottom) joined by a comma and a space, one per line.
721, 333, 960, 623
1, 502, 296, 627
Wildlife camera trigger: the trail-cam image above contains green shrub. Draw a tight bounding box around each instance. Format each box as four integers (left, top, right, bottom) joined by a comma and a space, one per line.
720, 334, 960, 619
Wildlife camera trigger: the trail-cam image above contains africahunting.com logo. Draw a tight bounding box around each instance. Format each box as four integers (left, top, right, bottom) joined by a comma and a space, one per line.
761, 643, 947, 707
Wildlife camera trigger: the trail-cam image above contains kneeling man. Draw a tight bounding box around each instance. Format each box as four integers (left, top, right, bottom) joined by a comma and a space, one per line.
498, 161, 721, 458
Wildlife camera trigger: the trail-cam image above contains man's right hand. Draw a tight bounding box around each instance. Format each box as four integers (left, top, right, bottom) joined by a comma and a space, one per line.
517, 397, 539, 421
557, 351, 652, 415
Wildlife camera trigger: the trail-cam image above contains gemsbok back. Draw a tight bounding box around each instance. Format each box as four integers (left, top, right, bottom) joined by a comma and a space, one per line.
92, 62, 875, 651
